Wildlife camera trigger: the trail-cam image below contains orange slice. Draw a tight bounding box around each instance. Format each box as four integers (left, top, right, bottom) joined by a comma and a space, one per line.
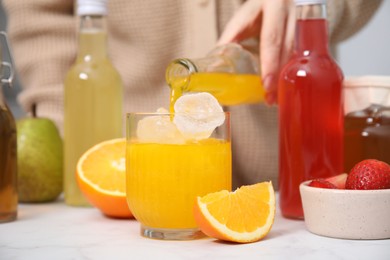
194, 181, 275, 243
76, 138, 132, 218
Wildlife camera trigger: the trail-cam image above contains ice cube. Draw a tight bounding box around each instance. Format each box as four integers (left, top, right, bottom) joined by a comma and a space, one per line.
137, 114, 186, 144
173, 92, 225, 140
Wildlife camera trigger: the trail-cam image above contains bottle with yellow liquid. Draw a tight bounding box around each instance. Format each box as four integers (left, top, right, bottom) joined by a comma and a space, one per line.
64, 0, 123, 206
166, 43, 264, 111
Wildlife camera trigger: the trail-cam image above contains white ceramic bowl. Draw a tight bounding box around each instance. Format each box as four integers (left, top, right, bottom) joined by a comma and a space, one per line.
300, 180, 390, 240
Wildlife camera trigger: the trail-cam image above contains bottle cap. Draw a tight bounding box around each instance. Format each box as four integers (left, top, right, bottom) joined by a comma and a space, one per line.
294, 0, 326, 5
77, 0, 107, 16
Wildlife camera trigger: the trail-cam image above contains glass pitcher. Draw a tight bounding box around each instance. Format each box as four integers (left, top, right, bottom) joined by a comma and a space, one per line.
0, 31, 17, 223
165, 43, 264, 111
344, 76, 390, 172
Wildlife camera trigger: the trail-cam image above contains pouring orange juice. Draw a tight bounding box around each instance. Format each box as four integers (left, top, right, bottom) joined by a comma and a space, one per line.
126, 43, 264, 240
166, 43, 265, 111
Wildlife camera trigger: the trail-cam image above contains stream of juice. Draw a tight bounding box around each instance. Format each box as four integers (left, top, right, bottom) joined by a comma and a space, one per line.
126, 139, 231, 228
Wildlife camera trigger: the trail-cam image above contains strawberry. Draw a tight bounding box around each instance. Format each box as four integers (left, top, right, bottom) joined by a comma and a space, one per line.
308, 179, 337, 189
326, 173, 348, 189
307, 173, 348, 189
345, 159, 390, 190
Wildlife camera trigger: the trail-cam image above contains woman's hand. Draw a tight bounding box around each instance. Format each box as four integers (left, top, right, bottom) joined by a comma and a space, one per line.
218, 0, 295, 105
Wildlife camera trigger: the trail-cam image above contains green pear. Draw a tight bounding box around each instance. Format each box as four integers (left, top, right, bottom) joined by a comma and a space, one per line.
17, 117, 63, 202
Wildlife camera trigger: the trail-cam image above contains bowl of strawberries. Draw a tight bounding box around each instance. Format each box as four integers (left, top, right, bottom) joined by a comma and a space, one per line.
300, 159, 390, 240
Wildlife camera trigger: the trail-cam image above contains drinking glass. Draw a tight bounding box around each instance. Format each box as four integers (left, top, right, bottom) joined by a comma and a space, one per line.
126, 112, 231, 240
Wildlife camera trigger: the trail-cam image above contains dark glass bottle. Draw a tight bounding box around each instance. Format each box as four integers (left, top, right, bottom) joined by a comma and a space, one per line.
0, 31, 17, 223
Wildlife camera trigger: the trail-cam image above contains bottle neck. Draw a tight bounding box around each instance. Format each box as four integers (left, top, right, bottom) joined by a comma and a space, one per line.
295, 4, 329, 55
77, 15, 108, 61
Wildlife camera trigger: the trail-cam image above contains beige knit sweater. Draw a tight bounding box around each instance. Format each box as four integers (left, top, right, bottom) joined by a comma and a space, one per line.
3, 0, 382, 189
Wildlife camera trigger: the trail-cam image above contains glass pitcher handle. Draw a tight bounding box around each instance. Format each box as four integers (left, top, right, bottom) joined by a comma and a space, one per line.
0, 31, 15, 87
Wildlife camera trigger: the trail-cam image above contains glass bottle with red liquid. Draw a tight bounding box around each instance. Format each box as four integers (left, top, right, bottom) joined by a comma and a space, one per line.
278, 0, 344, 219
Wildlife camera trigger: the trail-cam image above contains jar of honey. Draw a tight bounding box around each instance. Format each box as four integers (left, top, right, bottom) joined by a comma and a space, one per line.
344, 76, 390, 172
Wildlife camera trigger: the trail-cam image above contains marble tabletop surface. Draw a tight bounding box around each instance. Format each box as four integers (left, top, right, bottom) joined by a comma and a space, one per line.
1, 196, 389, 260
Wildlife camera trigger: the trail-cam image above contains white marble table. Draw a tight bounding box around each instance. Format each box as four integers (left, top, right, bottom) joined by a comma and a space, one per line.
1, 197, 389, 260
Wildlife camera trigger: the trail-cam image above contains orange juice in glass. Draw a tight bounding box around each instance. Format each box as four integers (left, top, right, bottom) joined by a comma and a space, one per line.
126, 111, 231, 240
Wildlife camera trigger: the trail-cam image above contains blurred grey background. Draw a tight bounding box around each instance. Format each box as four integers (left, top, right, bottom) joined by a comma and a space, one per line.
1, 1, 390, 120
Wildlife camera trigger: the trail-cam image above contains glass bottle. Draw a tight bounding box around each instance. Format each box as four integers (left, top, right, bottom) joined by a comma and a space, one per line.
64, 0, 123, 206
166, 43, 264, 111
0, 31, 17, 223
278, 0, 344, 219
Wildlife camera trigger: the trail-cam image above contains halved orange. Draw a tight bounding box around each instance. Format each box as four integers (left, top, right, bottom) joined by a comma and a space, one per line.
193, 181, 275, 243
76, 138, 132, 218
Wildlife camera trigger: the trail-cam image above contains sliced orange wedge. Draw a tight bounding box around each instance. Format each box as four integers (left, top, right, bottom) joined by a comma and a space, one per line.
76, 138, 132, 218
194, 181, 275, 243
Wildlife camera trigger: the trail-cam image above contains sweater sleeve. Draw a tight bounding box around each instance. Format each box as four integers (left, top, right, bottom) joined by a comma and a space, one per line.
327, 0, 383, 44
2, 0, 76, 131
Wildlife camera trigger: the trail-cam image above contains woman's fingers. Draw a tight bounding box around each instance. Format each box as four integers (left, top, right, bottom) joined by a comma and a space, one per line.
280, 5, 296, 69
260, 0, 293, 105
218, 0, 296, 105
